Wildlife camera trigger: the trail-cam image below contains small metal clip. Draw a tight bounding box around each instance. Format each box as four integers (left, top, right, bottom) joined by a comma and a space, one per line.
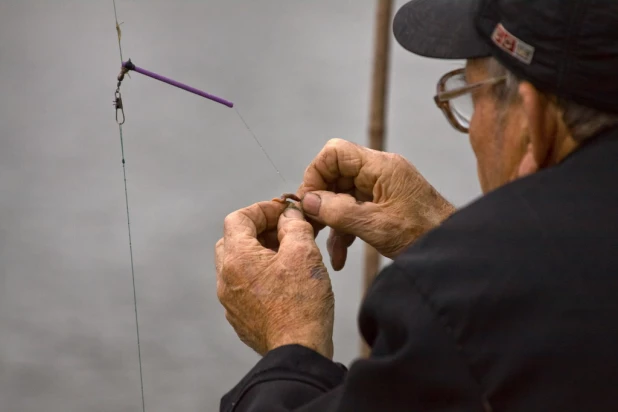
114, 89, 125, 125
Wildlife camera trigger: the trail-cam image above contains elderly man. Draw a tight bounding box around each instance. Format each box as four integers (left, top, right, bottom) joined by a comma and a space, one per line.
215, 0, 618, 410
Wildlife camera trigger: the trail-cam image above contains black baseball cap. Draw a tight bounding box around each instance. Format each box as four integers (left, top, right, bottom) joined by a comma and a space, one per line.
392, 0, 618, 114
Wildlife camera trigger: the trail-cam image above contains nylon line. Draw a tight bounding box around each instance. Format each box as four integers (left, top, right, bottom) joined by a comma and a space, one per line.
113, 1, 146, 411
235, 108, 286, 183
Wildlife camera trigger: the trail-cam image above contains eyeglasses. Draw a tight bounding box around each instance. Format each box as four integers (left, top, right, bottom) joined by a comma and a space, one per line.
434, 68, 506, 133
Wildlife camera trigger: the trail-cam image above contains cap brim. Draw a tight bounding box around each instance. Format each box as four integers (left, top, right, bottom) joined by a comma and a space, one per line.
393, 0, 492, 60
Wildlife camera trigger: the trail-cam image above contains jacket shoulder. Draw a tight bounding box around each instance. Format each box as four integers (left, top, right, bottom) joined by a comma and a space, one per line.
390, 161, 618, 411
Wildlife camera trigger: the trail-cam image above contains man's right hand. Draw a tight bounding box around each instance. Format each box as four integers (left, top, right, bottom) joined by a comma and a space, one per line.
296, 139, 456, 271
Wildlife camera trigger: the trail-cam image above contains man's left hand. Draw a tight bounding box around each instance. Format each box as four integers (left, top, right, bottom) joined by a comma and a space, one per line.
215, 200, 335, 359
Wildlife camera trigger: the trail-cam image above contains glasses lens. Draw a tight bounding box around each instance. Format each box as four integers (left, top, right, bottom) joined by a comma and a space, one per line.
444, 73, 473, 129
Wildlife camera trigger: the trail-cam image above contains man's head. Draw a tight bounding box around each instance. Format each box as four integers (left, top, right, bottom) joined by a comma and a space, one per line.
393, 0, 618, 193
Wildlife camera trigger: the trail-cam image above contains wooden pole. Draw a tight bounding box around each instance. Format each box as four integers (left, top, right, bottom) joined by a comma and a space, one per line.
361, 0, 394, 358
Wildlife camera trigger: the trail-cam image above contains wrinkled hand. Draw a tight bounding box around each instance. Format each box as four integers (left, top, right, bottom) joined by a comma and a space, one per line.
297, 139, 456, 270
215, 200, 335, 359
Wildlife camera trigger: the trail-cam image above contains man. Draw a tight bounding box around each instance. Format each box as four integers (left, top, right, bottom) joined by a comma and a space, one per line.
215, 0, 618, 410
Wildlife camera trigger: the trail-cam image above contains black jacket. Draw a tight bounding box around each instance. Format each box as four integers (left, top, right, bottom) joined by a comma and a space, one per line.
220, 127, 618, 412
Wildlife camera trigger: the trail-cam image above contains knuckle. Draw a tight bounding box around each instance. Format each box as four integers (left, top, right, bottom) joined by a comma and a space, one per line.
389, 152, 404, 163
223, 212, 237, 228
216, 278, 226, 301
382, 152, 403, 168
325, 137, 346, 149
391, 152, 416, 172
324, 138, 355, 159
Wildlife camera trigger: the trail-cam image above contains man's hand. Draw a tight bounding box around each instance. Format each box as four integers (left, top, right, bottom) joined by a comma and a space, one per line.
215, 200, 335, 359
297, 139, 456, 270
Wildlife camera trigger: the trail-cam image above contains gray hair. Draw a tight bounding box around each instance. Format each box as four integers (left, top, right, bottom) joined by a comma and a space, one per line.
486, 58, 618, 143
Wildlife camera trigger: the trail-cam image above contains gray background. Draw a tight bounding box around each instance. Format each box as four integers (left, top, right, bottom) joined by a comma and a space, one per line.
0, 0, 480, 410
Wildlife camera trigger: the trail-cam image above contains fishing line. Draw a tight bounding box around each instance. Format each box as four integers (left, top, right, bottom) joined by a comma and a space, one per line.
234, 108, 286, 183
112, 2, 146, 412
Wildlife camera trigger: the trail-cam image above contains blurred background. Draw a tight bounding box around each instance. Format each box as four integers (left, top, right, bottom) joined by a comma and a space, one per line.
0, 0, 480, 410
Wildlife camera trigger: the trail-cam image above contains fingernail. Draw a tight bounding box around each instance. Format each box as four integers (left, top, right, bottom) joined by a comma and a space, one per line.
283, 204, 304, 219
301, 193, 321, 216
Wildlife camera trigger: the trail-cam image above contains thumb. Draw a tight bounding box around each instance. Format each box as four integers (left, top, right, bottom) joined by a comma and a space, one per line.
277, 204, 317, 247
300, 191, 381, 241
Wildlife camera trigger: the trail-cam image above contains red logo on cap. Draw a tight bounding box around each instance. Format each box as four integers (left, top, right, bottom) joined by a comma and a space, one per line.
493, 26, 516, 52
491, 23, 535, 64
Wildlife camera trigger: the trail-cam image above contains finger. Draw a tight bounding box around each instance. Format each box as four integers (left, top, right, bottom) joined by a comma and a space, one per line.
327, 229, 356, 271
300, 190, 382, 243
224, 201, 288, 251
308, 187, 367, 248
277, 205, 316, 246
296, 138, 387, 199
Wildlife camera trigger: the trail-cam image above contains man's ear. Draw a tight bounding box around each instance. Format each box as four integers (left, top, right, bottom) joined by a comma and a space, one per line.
517, 144, 538, 178
517, 82, 557, 176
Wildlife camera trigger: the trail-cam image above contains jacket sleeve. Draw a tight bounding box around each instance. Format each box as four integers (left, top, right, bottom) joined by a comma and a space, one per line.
220, 260, 488, 412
